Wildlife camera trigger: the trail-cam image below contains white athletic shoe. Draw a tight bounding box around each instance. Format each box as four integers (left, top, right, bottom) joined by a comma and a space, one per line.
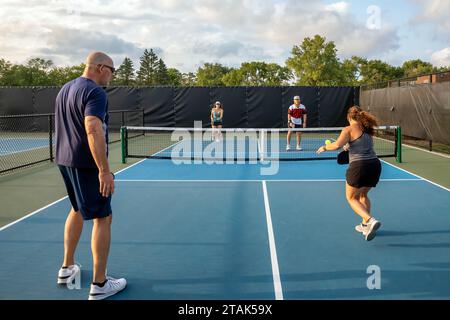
364, 217, 381, 241
57, 263, 81, 285
286, 145, 291, 151
355, 223, 366, 233
296, 145, 302, 151
88, 276, 127, 300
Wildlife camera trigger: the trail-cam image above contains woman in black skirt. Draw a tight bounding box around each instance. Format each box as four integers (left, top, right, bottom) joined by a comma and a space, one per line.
317, 106, 382, 241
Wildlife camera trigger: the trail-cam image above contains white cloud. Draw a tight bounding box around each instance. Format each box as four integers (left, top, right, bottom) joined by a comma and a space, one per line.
409, 0, 450, 40
325, 1, 350, 14
410, 0, 450, 20
431, 48, 450, 67
0, 0, 402, 71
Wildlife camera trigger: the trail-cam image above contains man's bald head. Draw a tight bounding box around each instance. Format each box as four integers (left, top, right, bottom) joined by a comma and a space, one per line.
82, 52, 114, 86
85, 52, 113, 67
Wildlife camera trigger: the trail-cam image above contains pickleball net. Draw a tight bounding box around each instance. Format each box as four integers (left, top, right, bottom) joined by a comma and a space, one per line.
120, 126, 401, 162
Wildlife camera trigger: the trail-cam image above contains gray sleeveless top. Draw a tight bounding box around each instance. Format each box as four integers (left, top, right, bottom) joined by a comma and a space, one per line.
348, 132, 377, 163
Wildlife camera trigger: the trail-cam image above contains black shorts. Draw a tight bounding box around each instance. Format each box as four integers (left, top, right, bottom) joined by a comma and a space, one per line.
58, 165, 112, 220
288, 123, 302, 129
346, 158, 382, 188
213, 121, 222, 126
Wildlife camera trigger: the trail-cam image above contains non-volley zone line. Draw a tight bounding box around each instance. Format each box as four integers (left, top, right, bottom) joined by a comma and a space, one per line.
114, 178, 423, 183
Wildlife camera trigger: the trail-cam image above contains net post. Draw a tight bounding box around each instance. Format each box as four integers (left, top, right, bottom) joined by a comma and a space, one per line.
259, 129, 265, 162
121, 126, 126, 164
396, 126, 402, 163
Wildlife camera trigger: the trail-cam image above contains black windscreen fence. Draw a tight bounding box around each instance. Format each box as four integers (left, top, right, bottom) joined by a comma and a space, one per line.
1, 86, 360, 173
0, 86, 358, 128
246, 87, 282, 128
360, 82, 450, 148
209, 87, 247, 128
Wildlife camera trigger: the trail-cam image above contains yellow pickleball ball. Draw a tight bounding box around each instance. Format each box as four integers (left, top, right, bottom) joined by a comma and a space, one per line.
325, 139, 331, 145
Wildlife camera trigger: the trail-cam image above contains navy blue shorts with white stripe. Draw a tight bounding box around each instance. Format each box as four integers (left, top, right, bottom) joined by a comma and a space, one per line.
58, 165, 112, 220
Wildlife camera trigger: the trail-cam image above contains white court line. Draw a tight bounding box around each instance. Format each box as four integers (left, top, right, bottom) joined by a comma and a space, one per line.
373, 135, 450, 159
0, 196, 68, 232
380, 159, 450, 192
0, 144, 52, 156
0, 137, 49, 141
402, 143, 450, 159
0, 136, 181, 231
262, 180, 283, 300
114, 159, 147, 175
115, 178, 422, 182
0, 159, 146, 232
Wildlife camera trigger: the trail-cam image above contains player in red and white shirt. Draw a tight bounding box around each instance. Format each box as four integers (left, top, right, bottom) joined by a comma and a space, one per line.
287, 95, 307, 151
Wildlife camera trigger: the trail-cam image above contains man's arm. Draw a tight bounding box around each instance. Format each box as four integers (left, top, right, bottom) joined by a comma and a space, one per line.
303, 114, 307, 128
85, 115, 114, 197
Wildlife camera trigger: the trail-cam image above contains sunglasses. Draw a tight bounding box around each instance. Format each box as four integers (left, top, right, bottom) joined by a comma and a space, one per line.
98, 64, 115, 74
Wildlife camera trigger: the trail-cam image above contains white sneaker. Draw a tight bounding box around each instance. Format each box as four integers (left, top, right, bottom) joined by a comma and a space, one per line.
286, 145, 291, 151
296, 145, 302, 151
89, 276, 127, 300
364, 217, 381, 241
57, 263, 81, 285
355, 223, 366, 233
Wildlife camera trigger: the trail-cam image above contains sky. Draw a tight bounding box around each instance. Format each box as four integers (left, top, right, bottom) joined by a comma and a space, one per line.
0, 0, 449, 72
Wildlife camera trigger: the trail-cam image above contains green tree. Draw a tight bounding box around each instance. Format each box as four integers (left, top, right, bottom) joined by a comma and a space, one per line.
181, 72, 197, 86
167, 68, 182, 86
27, 58, 54, 85
3, 64, 40, 86
48, 64, 85, 85
286, 35, 341, 86
221, 69, 242, 86
358, 59, 402, 84
112, 57, 135, 86
156, 58, 169, 85
401, 59, 434, 77
196, 63, 232, 86
434, 66, 450, 73
0, 59, 13, 85
137, 49, 159, 85
222, 62, 291, 86
338, 56, 366, 86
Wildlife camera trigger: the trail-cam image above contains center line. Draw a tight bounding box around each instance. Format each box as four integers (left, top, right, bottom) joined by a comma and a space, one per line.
262, 180, 283, 300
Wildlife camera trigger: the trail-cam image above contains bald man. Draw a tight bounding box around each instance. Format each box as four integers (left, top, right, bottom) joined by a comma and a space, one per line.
55, 52, 126, 300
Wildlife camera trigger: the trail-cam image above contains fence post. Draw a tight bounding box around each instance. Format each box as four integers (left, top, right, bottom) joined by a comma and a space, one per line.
121, 126, 126, 164
49, 115, 54, 162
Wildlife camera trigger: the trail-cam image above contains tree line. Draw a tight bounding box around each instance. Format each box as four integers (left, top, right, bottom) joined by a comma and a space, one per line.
0, 35, 448, 87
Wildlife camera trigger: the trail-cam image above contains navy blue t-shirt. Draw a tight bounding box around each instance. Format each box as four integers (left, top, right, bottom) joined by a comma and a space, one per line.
55, 77, 109, 168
